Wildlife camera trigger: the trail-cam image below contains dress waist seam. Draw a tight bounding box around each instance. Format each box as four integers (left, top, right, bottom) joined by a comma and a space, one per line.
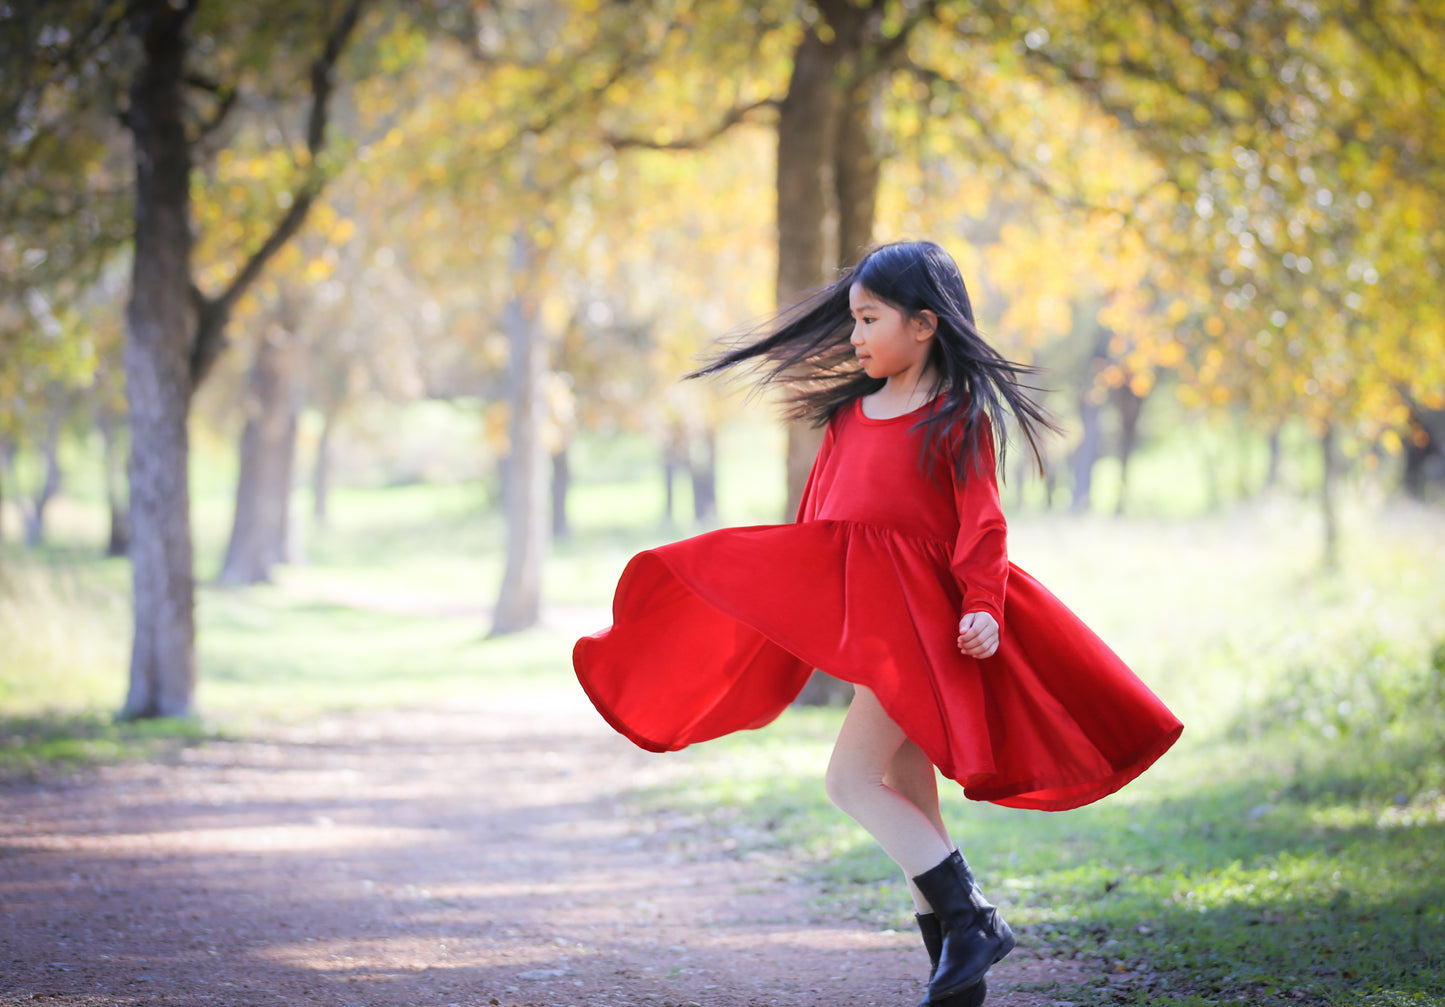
801, 517, 953, 549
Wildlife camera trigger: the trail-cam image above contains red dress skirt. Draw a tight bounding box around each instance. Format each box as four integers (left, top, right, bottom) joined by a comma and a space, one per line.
573, 401, 1183, 811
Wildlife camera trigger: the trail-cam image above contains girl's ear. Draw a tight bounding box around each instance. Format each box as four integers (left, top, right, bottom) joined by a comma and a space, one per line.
912, 309, 939, 341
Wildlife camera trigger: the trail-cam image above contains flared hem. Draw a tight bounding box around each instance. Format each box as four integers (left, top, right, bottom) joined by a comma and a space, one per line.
573, 523, 1183, 813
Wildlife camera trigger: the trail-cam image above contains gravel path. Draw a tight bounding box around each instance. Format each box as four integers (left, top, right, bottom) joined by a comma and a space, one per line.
0, 687, 1077, 1007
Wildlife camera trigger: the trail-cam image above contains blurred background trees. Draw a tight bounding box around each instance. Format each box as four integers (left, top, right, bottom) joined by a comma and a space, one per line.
2, 0, 1441, 717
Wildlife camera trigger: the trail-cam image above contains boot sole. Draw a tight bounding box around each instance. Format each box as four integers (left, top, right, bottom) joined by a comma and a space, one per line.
929, 933, 1015, 1002
924, 974, 989, 1007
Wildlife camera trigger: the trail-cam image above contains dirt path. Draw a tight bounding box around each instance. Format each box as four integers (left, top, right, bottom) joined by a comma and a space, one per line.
0, 687, 1078, 1007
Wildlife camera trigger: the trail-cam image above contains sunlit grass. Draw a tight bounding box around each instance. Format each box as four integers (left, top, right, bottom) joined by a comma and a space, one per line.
0, 556, 131, 714
0, 711, 217, 780
0, 557, 218, 777
197, 571, 575, 719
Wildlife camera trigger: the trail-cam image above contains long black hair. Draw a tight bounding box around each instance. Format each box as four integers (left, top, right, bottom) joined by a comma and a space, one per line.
689, 240, 1057, 481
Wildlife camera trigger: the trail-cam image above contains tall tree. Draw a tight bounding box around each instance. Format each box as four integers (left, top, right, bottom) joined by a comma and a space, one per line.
776, 0, 923, 516
596, 0, 929, 513
117, 0, 368, 717
774, 1, 927, 702
490, 227, 550, 635
216, 291, 304, 586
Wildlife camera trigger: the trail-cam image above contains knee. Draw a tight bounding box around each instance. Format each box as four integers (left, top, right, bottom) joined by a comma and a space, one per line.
824, 755, 879, 818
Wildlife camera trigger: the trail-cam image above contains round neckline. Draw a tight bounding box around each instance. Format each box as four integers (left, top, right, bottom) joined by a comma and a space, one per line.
854, 396, 937, 425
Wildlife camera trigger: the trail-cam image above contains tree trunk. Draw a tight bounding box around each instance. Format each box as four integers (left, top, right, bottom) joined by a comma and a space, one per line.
98, 408, 130, 557
779, 7, 887, 708
1403, 406, 1445, 500
312, 404, 336, 527
691, 427, 718, 525
1200, 432, 1223, 512
1112, 384, 1146, 517
834, 42, 882, 270
490, 231, 548, 637
218, 323, 301, 586
115, 0, 359, 716
120, 3, 199, 720
1231, 416, 1251, 500
1321, 423, 1340, 571
22, 407, 64, 547
663, 430, 685, 526
1071, 395, 1103, 515
551, 445, 571, 542
777, 26, 842, 523
1070, 329, 1110, 515
1264, 423, 1283, 490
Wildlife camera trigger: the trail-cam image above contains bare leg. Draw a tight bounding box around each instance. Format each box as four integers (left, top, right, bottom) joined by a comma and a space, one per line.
884, 739, 951, 846
884, 738, 953, 911
825, 685, 954, 911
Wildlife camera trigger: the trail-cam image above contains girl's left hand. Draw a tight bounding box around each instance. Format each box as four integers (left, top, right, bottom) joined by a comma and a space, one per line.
957, 611, 1000, 659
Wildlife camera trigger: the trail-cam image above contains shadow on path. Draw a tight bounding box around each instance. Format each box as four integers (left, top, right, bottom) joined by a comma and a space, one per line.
0, 689, 1075, 1007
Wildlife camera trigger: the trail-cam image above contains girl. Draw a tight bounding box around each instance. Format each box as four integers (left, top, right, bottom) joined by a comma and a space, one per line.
574, 241, 1183, 1005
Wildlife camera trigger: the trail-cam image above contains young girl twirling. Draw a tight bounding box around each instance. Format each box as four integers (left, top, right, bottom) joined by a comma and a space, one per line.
574, 240, 1183, 1005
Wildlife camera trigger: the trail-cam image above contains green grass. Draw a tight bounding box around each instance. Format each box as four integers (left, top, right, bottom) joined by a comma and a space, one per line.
0, 711, 218, 780
0, 555, 132, 713
198, 579, 560, 712
3, 409, 1444, 1003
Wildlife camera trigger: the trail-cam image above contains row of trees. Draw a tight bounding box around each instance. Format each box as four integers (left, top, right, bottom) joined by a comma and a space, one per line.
2, 0, 1442, 717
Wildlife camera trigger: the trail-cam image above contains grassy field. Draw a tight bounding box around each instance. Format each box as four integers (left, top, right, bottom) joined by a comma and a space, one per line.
2, 412, 1443, 1005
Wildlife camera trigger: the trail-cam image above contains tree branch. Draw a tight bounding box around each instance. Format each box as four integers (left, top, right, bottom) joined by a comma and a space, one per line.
604, 97, 779, 151
181, 70, 222, 92
191, 0, 369, 385
305, 0, 366, 156
190, 85, 238, 144
0, 0, 127, 134
1350, 0, 1445, 96
874, 0, 940, 69
519, 49, 644, 144
905, 60, 1146, 218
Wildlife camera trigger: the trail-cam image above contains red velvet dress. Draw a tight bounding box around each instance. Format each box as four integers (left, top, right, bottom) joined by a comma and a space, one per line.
573, 399, 1182, 811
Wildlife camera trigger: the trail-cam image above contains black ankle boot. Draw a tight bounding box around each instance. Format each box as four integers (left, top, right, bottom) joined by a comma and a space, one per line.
916, 913, 988, 1006
912, 852, 1014, 1001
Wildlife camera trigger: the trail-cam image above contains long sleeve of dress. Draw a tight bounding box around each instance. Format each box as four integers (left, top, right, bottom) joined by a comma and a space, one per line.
794, 423, 837, 523
949, 425, 1009, 625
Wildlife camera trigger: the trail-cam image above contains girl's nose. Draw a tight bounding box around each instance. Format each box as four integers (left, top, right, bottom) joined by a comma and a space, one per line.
849, 325, 863, 345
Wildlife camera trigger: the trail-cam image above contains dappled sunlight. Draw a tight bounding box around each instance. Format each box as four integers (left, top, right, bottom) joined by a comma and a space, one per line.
4, 822, 442, 856
1308, 795, 1445, 832
1, 696, 1031, 1007
255, 934, 568, 973
700, 926, 912, 952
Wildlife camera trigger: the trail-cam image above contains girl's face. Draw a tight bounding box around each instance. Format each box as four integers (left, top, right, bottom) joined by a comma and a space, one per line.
848, 283, 937, 384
